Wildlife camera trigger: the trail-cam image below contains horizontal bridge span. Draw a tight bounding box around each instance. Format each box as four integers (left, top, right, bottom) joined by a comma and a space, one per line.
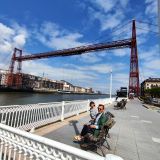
15, 38, 132, 61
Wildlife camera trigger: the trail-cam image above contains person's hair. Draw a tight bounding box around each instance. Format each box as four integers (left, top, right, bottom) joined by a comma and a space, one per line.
98, 104, 105, 110
89, 101, 95, 106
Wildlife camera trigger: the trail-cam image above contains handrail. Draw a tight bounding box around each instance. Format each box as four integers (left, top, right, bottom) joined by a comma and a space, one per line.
0, 97, 124, 160
0, 98, 114, 131
0, 123, 105, 160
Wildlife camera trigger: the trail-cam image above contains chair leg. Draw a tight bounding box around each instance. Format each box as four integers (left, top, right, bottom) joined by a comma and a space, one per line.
94, 144, 105, 157
106, 133, 111, 138
104, 139, 111, 150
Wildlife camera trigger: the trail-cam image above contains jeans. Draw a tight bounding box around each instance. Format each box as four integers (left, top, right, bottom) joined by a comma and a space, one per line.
80, 125, 95, 136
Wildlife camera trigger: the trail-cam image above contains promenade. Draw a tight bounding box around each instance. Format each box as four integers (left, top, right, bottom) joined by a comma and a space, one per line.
35, 99, 160, 160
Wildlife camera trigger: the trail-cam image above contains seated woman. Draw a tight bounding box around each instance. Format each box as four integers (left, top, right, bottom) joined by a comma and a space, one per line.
74, 104, 107, 141
89, 101, 97, 123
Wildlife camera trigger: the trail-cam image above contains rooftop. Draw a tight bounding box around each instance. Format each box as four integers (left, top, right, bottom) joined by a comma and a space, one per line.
142, 78, 160, 83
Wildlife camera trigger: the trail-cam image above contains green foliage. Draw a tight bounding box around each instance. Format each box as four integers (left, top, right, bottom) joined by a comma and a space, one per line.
145, 87, 160, 98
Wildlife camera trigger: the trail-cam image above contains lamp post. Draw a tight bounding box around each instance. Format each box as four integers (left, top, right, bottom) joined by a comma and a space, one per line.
158, 0, 160, 56
109, 70, 112, 102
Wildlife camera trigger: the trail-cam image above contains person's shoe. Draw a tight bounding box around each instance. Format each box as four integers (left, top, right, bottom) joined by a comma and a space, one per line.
73, 135, 81, 141
74, 135, 84, 141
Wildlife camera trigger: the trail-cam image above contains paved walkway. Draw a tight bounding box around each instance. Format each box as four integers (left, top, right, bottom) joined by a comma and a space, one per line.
35, 99, 160, 160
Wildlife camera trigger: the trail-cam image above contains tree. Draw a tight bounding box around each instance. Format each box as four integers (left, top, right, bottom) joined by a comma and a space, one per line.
145, 87, 160, 98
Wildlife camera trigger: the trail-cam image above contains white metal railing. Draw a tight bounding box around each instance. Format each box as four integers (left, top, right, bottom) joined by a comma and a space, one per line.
0, 98, 124, 160
0, 123, 112, 160
0, 98, 114, 131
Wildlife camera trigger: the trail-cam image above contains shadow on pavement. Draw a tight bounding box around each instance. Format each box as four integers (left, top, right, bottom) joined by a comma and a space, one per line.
69, 120, 80, 135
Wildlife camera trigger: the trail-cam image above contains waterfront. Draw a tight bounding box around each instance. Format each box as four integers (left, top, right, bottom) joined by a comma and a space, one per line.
0, 92, 110, 106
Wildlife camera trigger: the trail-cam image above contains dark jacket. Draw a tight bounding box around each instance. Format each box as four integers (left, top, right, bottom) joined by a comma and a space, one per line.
93, 113, 108, 137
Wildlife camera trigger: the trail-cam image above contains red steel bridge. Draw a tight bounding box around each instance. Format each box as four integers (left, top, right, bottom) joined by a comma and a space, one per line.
6, 20, 140, 96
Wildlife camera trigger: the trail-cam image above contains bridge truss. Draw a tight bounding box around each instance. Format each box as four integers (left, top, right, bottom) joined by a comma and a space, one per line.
6, 20, 140, 96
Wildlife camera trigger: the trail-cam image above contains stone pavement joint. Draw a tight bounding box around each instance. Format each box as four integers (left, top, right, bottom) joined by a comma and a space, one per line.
140, 120, 152, 124
130, 115, 139, 118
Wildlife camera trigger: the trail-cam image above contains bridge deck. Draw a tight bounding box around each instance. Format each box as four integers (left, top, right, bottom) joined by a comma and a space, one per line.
35, 99, 160, 160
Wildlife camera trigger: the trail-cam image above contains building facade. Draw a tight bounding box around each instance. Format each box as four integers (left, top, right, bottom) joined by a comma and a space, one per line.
0, 69, 94, 93
0, 69, 8, 86
141, 78, 160, 96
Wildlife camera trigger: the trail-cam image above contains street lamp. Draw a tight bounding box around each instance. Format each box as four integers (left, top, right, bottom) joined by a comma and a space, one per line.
158, 0, 160, 56
109, 70, 112, 102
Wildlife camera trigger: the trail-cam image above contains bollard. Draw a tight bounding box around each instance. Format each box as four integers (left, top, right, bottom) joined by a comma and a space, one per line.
87, 99, 90, 112
61, 101, 65, 121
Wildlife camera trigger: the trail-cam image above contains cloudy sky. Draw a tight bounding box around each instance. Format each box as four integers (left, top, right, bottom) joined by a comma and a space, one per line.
0, 0, 159, 93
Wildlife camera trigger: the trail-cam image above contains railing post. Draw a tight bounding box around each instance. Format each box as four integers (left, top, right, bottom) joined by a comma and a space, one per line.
61, 101, 65, 121
105, 154, 124, 160
87, 99, 90, 112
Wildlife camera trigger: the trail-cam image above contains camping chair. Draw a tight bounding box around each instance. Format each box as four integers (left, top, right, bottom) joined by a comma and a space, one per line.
120, 99, 127, 109
114, 101, 122, 109
114, 99, 127, 110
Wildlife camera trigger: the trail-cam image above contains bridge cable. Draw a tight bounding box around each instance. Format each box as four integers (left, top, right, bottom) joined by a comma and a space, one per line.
136, 20, 158, 27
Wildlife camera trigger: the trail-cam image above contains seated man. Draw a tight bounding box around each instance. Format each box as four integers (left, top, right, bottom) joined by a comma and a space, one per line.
74, 104, 107, 141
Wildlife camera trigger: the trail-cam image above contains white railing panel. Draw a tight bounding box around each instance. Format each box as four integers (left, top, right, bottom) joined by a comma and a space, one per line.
0, 98, 112, 131
0, 123, 106, 160
64, 101, 88, 119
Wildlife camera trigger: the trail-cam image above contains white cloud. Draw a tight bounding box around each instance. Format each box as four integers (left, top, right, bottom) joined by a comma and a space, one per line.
86, 0, 129, 31
145, 0, 157, 16
139, 45, 160, 81
119, 0, 129, 8
0, 22, 28, 54
87, 0, 129, 13
139, 46, 159, 61
0, 23, 14, 40
112, 48, 130, 57
139, 67, 160, 82
22, 61, 97, 81
88, 64, 112, 73
89, 8, 125, 31
111, 73, 129, 92
91, 0, 117, 13
76, 62, 126, 74
0, 22, 28, 70
143, 59, 160, 70
35, 22, 85, 50
79, 53, 102, 63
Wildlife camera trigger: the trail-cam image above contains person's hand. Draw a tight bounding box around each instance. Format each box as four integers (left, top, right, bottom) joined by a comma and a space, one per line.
90, 125, 96, 128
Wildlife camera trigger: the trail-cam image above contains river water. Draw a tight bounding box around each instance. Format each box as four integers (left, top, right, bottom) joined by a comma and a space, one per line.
0, 92, 110, 106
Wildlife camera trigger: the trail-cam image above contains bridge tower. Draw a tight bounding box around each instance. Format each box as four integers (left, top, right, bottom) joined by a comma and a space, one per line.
129, 20, 140, 96
6, 48, 22, 88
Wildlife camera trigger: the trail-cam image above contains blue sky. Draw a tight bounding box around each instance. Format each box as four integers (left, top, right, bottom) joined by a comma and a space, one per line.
0, 0, 159, 93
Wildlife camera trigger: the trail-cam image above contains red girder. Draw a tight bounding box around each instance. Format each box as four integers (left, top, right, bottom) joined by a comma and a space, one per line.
129, 20, 140, 96
7, 20, 140, 96
14, 39, 132, 61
